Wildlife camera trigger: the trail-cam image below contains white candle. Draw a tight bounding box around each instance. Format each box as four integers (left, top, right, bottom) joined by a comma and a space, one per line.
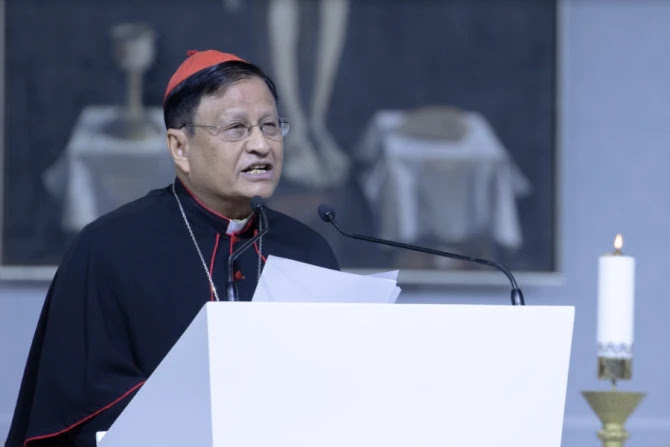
597, 234, 635, 359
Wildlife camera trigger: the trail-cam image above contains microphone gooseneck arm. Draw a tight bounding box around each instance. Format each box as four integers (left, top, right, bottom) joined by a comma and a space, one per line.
225, 197, 270, 301
319, 205, 525, 305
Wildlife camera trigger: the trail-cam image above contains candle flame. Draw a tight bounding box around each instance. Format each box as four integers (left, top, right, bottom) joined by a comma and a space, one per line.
614, 234, 623, 251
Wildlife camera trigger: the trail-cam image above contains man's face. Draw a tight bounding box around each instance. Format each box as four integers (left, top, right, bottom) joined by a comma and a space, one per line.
180, 77, 283, 217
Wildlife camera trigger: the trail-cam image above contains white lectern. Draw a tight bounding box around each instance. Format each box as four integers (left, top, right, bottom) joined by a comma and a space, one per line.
100, 302, 574, 447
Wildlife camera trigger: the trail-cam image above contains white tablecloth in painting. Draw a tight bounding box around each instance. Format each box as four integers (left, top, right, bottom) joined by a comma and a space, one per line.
43, 106, 174, 232
356, 110, 531, 249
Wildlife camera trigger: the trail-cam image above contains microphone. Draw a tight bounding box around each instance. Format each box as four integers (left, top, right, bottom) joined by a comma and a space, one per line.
225, 196, 269, 301
317, 204, 525, 305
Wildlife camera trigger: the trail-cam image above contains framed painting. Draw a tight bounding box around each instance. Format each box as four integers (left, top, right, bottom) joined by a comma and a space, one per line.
1, 0, 560, 285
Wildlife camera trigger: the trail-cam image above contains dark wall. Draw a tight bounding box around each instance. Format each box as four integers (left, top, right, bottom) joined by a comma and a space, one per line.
4, 0, 556, 271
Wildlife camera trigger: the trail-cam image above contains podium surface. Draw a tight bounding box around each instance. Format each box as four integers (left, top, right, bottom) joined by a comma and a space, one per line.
100, 302, 574, 447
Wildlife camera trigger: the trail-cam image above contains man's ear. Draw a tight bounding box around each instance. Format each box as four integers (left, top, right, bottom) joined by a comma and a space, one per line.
167, 128, 191, 174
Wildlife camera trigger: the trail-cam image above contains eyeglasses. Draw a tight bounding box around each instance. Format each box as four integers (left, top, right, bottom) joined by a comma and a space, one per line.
182, 118, 290, 142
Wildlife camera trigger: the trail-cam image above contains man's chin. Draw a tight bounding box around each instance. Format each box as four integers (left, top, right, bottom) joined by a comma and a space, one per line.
240, 185, 277, 201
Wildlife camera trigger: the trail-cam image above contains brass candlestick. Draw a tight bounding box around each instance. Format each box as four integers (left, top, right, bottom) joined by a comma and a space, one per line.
583, 341, 644, 447
582, 234, 644, 447
582, 388, 644, 447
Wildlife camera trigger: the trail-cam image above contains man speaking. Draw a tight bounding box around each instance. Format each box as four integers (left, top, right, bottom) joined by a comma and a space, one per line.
6, 50, 339, 447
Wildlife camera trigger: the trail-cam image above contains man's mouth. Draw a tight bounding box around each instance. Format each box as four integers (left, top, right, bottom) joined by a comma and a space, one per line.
242, 163, 272, 175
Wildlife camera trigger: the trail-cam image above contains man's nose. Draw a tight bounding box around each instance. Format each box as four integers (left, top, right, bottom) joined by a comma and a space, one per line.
245, 125, 271, 153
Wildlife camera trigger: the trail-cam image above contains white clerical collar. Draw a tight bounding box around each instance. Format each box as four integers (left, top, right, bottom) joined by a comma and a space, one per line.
226, 215, 252, 235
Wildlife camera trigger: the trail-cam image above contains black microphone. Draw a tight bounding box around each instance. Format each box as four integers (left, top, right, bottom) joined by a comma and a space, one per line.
317, 204, 525, 305
225, 196, 269, 301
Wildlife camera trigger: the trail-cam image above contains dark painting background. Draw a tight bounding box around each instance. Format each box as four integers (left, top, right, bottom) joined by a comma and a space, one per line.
3, 0, 556, 277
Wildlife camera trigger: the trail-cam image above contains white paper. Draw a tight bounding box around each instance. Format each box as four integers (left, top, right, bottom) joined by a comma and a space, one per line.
368, 270, 399, 281
369, 270, 401, 302
253, 256, 401, 304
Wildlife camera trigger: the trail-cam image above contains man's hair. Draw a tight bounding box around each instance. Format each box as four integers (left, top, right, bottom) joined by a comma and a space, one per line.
163, 61, 279, 135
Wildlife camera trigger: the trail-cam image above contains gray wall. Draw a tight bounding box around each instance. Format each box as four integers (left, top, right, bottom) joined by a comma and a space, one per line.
2, 1, 670, 445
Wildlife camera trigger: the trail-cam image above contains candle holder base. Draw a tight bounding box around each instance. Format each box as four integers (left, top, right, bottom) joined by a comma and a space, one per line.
598, 357, 632, 380
582, 390, 645, 447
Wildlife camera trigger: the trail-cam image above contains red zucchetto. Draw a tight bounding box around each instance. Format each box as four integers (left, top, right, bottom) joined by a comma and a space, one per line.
163, 50, 246, 102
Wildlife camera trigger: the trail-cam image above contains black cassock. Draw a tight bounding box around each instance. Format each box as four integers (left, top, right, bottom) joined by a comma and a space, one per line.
6, 179, 339, 447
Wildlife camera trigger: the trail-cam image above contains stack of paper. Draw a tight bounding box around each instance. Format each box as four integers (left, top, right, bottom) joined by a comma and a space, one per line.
252, 255, 401, 304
